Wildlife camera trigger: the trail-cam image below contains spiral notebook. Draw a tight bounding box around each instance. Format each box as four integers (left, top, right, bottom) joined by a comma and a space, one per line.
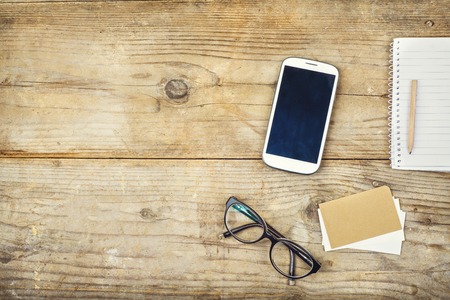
389, 37, 450, 171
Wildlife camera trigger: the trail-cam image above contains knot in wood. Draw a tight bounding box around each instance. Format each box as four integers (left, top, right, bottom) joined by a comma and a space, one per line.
140, 208, 155, 219
164, 79, 189, 103
305, 201, 318, 221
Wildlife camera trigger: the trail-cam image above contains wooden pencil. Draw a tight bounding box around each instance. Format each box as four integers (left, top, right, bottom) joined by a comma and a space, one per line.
408, 80, 417, 154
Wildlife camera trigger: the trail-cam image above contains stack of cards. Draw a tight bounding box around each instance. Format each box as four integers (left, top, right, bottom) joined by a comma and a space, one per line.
318, 186, 406, 255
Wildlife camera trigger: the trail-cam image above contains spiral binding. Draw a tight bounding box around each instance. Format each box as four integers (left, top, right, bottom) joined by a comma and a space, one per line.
388, 40, 401, 167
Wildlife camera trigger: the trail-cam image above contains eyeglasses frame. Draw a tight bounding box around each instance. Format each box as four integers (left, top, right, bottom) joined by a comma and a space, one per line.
222, 196, 321, 280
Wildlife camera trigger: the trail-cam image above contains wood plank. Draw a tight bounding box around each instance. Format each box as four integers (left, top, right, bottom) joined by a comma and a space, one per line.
0, 159, 449, 298
1, 1, 448, 158
0, 88, 388, 159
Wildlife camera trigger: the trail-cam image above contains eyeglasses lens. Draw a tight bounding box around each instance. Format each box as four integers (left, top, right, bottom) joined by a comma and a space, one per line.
271, 240, 313, 278
225, 203, 264, 243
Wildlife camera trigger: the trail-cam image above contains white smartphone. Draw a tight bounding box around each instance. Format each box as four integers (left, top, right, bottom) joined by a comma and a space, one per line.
262, 57, 339, 174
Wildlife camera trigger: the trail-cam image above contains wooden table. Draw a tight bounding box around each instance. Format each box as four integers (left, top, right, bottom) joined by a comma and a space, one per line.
1, 1, 449, 298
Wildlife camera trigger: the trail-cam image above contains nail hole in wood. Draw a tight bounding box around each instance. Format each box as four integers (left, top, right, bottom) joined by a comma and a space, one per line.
425, 20, 434, 27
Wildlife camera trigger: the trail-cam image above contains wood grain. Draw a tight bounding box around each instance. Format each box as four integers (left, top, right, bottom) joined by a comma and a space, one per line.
0, 1, 448, 158
0, 159, 449, 299
1, 0, 449, 299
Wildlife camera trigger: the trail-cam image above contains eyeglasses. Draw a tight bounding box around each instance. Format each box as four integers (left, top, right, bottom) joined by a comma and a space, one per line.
220, 196, 321, 281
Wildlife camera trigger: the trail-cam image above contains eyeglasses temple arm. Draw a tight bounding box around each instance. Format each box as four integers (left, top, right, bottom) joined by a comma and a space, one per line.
266, 223, 285, 239
289, 249, 296, 286
219, 223, 262, 239
231, 204, 260, 223
219, 222, 288, 240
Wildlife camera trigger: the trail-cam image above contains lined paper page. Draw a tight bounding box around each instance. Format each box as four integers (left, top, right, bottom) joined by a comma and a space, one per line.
391, 38, 450, 171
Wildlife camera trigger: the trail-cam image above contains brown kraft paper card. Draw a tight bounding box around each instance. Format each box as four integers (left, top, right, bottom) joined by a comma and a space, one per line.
318, 186, 402, 249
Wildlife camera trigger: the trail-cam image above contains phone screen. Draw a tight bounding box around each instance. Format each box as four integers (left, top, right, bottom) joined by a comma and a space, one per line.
266, 66, 336, 163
